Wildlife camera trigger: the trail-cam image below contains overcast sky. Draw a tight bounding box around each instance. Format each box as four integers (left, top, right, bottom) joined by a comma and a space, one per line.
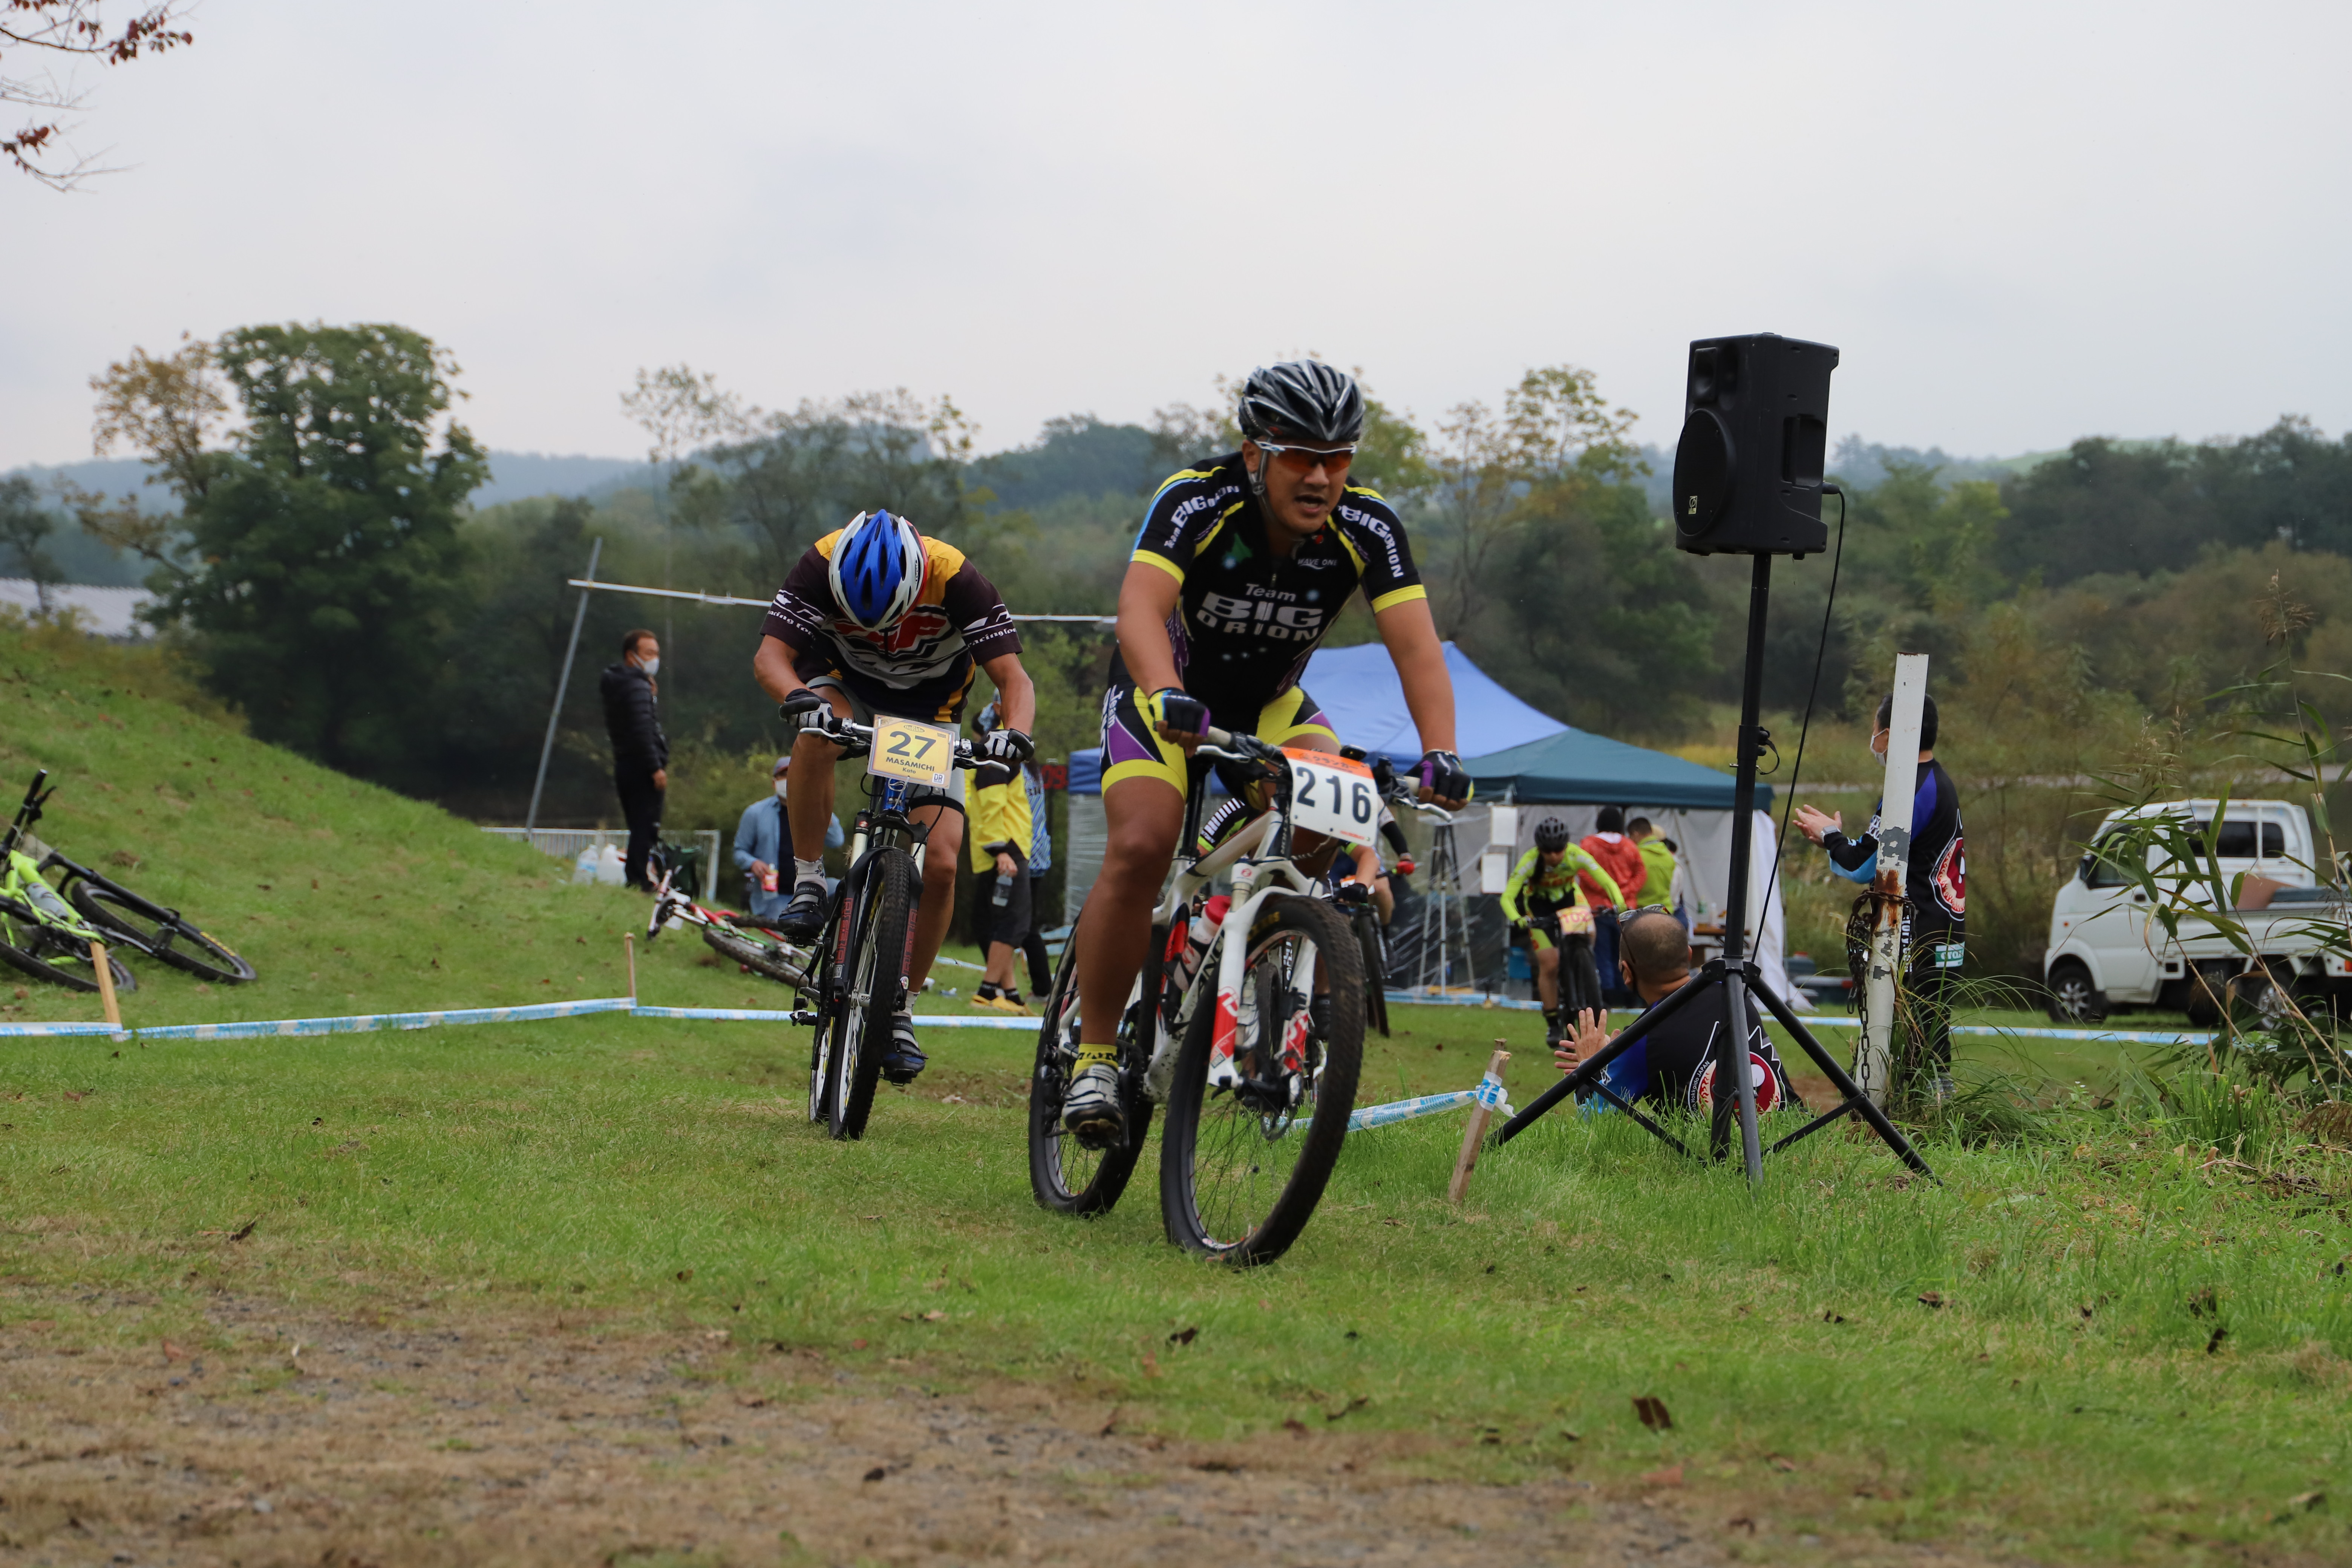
3, 0, 2346, 470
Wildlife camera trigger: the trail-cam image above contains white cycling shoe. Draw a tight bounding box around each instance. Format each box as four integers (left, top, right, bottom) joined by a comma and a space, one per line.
1061, 1061, 1125, 1148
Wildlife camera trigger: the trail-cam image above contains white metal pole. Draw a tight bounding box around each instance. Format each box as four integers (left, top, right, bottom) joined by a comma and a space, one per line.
525, 537, 603, 834
1857, 653, 1930, 1106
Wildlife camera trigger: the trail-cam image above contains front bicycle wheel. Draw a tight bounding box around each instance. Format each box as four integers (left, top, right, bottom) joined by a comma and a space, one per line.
1027, 923, 1152, 1216
805, 885, 850, 1124
1160, 894, 1363, 1266
703, 925, 809, 988
827, 848, 916, 1141
0, 919, 133, 995
66, 881, 253, 984
1354, 907, 1390, 1038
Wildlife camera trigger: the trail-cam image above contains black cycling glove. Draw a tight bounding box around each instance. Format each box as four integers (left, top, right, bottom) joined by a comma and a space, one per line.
1416, 748, 1470, 804
1149, 688, 1210, 738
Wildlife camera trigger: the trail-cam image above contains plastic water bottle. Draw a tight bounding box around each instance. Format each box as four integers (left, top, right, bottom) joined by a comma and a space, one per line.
993, 873, 1012, 908
1166, 894, 1232, 997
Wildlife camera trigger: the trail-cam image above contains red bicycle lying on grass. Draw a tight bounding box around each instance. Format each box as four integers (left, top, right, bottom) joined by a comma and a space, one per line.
645, 853, 815, 990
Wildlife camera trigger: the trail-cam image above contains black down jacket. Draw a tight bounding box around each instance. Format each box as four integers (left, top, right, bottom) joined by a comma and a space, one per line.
599, 662, 669, 774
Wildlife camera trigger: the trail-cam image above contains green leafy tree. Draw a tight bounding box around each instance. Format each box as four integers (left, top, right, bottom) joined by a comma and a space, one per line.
709, 389, 987, 580
67, 332, 228, 571
0, 474, 63, 611
1463, 478, 1715, 736
1428, 364, 1640, 636
149, 322, 486, 778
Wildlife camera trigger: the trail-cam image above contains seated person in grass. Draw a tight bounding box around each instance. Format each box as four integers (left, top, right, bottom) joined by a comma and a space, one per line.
1552, 910, 1802, 1115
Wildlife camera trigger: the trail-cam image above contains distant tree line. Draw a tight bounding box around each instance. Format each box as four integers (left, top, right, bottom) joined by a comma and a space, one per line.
25, 322, 2352, 842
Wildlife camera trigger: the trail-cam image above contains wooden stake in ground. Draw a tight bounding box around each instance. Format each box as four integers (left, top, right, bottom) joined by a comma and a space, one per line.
1447, 1044, 1511, 1204
624, 932, 637, 1006
89, 939, 121, 1030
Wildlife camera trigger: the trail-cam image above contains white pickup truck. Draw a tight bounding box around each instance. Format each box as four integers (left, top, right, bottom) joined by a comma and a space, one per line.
2044, 798, 2352, 1024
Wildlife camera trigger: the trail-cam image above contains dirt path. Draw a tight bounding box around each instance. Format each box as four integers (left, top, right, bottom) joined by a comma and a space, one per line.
0, 1294, 1989, 1567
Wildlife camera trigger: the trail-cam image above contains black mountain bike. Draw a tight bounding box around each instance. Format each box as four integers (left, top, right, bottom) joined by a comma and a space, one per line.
787, 707, 975, 1141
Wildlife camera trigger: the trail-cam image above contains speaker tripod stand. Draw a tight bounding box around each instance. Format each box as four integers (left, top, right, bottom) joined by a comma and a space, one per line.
1492, 554, 1937, 1184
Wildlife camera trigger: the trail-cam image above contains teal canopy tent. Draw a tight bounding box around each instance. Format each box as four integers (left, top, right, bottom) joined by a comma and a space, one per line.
1464, 728, 1770, 813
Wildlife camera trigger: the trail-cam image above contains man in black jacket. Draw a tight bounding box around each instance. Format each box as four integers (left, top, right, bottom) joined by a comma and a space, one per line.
599, 629, 669, 891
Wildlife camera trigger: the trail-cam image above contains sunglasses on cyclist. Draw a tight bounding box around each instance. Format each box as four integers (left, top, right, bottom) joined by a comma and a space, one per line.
1254, 440, 1356, 476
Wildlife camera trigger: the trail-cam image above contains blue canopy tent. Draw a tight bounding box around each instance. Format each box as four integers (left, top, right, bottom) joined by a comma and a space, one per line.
1295, 640, 1568, 764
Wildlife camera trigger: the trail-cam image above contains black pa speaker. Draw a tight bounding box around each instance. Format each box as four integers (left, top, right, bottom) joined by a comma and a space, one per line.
1672, 332, 1839, 557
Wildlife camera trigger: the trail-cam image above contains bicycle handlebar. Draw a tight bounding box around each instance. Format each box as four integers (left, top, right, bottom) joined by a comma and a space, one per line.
806, 710, 982, 769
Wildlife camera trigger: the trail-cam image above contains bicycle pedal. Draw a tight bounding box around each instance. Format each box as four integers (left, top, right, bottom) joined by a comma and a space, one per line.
789, 1009, 820, 1026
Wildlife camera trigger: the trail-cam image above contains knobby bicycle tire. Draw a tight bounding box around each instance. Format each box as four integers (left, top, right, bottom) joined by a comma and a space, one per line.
66, 880, 253, 984
827, 848, 916, 1141
806, 883, 850, 1125
1027, 922, 1152, 1217
1354, 907, 1390, 1039
1159, 894, 1363, 1266
0, 923, 134, 995
702, 925, 808, 988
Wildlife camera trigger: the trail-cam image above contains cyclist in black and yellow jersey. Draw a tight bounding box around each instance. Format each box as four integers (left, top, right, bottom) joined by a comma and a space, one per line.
1503, 818, 1623, 1045
1065, 361, 1470, 1145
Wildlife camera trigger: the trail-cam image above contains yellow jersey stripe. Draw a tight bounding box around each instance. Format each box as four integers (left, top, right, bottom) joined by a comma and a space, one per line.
1132, 550, 1185, 583
1369, 584, 1428, 613
1145, 467, 1224, 507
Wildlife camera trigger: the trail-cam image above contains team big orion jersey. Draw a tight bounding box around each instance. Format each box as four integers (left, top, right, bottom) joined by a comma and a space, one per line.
761, 530, 1021, 712
1126, 453, 1426, 713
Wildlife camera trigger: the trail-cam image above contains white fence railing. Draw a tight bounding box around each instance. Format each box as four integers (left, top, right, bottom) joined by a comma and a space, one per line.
481, 826, 720, 902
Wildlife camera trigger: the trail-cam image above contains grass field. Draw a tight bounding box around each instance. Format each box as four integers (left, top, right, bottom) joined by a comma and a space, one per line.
5, 618, 2351, 1566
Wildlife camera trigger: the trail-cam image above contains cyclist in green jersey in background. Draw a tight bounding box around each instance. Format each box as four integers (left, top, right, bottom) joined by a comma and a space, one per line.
1501, 817, 1622, 1044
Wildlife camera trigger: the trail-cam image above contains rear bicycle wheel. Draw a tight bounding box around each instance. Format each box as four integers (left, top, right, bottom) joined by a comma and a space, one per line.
1353, 906, 1390, 1039
66, 881, 253, 983
1159, 894, 1363, 1266
827, 848, 916, 1141
1027, 922, 1152, 1216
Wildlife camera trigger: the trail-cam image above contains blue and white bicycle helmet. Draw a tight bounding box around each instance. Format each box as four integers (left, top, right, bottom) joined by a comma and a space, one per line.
827, 509, 927, 631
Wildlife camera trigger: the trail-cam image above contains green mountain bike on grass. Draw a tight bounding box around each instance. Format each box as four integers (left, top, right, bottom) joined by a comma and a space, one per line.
1, 772, 137, 994
3, 770, 253, 989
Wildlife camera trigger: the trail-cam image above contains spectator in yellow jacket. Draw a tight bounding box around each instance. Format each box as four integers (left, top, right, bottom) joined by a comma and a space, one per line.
968, 707, 1035, 1013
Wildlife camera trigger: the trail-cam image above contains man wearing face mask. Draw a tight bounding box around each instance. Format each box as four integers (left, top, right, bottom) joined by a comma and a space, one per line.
733, 755, 845, 925
600, 629, 669, 891
1792, 691, 1966, 1096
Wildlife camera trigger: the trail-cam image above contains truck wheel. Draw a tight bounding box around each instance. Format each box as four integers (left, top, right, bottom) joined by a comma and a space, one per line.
2046, 959, 2107, 1023
2225, 961, 2297, 1033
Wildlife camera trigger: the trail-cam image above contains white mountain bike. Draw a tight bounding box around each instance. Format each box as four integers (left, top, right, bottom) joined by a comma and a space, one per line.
1027, 727, 1401, 1265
